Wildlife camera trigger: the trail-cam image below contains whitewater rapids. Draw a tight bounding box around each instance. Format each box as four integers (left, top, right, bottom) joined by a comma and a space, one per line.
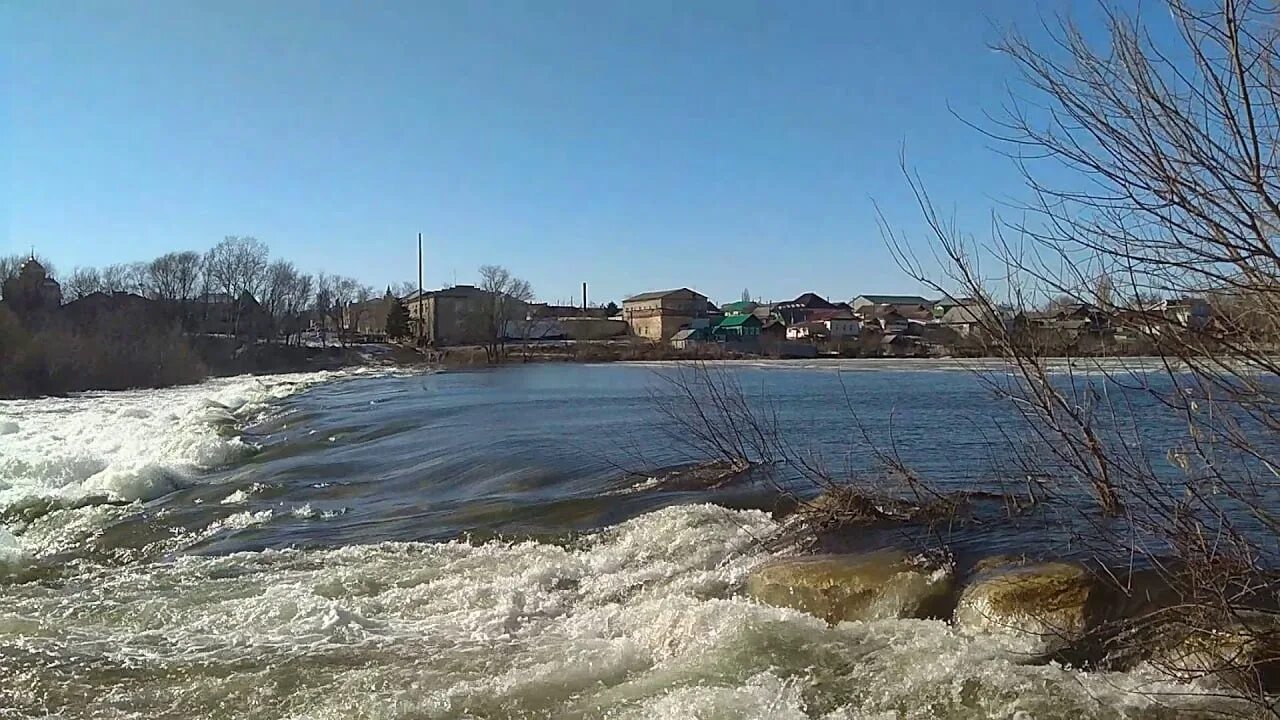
0, 368, 1240, 718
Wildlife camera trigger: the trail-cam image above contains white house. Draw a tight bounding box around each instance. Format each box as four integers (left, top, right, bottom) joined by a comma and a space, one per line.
786, 321, 830, 341
825, 316, 861, 339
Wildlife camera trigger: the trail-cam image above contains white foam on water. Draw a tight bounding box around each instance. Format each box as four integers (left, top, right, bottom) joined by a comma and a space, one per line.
0, 369, 365, 511
0, 369, 384, 563
220, 489, 253, 505
0, 526, 25, 570
0, 504, 1236, 719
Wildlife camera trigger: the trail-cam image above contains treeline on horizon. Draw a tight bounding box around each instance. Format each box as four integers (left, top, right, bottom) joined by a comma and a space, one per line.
0, 236, 396, 398
1, 236, 402, 336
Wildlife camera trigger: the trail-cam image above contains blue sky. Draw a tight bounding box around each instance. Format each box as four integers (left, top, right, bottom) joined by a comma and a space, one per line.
6, 0, 1105, 305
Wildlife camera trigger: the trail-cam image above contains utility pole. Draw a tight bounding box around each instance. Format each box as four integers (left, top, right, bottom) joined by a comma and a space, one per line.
417, 232, 423, 345
582, 282, 587, 313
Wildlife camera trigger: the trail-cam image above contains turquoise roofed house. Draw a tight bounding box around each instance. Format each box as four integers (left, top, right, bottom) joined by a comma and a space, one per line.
714, 313, 762, 337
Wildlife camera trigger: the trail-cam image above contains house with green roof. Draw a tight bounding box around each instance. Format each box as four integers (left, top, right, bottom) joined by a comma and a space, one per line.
714, 312, 762, 337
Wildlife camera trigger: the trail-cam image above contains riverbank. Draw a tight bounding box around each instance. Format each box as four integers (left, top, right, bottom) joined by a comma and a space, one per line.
0, 333, 428, 400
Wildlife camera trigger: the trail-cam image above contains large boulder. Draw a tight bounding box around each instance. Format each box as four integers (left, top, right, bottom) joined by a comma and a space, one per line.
744, 550, 954, 624
954, 562, 1103, 656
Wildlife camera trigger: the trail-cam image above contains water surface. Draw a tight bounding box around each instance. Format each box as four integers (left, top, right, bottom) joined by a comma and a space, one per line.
0, 362, 1245, 718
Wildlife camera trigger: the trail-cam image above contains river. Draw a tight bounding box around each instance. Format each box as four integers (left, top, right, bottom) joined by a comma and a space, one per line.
0, 361, 1244, 718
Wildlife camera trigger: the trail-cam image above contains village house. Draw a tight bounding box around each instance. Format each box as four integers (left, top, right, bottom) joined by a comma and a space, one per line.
714, 313, 762, 338
866, 307, 916, 334
786, 320, 830, 341
773, 292, 836, 325
342, 292, 395, 337
1154, 297, 1211, 330
670, 327, 709, 350
760, 317, 786, 340
404, 284, 530, 347
851, 294, 934, 320
825, 312, 861, 339
719, 300, 758, 317
938, 299, 1008, 338
752, 303, 778, 323
622, 288, 709, 341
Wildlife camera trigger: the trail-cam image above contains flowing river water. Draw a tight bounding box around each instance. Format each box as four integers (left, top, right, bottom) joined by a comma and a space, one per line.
0, 361, 1250, 718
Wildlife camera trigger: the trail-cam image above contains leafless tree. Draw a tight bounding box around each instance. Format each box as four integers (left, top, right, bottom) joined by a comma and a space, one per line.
280, 271, 313, 345
148, 251, 203, 302
260, 260, 302, 343
123, 261, 151, 296
880, 1, 1280, 711
477, 264, 534, 362
62, 267, 103, 301
203, 236, 269, 302
313, 272, 334, 345
203, 236, 269, 335
99, 264, 130, 294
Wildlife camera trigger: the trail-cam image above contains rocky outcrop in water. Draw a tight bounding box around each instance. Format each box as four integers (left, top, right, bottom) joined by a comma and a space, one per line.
744, 550, 954, 624
953, 561, 1104, 656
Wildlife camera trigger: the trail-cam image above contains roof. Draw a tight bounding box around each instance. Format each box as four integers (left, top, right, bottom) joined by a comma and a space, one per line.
624, 288, 702, 303
941, 303, 988, 324
777, 292, 835, 310
402, 285, 490, 302
793, 320, 830, 331
720, 300, 757, 314
671, 328, 703, 341
854, 294, 932, 305
19, 257, 46, 276
717, 313, 762, 328
807, 308, 857, 322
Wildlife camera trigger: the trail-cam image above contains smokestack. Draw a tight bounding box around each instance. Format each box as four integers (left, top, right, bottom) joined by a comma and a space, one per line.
582, 282, 587, 312
417, 232, 423, 343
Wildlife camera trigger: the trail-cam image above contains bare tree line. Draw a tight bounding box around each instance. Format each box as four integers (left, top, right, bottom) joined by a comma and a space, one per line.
4, 237, 380, 345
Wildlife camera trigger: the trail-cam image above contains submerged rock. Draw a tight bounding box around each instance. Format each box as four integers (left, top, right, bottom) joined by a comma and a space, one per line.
954, 562, 1103, 656
967, 554, 1028, 576
1146, 612, 1280, 693
625, 460, 753, 492
744, 550, 954, 624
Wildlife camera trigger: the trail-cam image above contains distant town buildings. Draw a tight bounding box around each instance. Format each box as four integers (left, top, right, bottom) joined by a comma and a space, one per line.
851, 294, 933, 318
0, 249, 1242, 359
621, 288, 709, 341
403, 284, 527, 346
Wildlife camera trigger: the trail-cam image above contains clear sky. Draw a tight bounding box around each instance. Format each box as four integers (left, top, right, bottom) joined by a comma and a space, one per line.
5, 0, 1099, 305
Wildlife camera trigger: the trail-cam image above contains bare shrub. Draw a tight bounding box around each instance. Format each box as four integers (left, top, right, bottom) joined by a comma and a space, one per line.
879, 1, 1280, 712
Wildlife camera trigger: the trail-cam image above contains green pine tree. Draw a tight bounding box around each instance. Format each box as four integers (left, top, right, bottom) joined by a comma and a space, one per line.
385, 297, 410, 339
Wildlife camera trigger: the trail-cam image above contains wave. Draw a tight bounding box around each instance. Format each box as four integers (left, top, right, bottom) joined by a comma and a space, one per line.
0, 504, 1231, 719
0, 369, 380, 562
